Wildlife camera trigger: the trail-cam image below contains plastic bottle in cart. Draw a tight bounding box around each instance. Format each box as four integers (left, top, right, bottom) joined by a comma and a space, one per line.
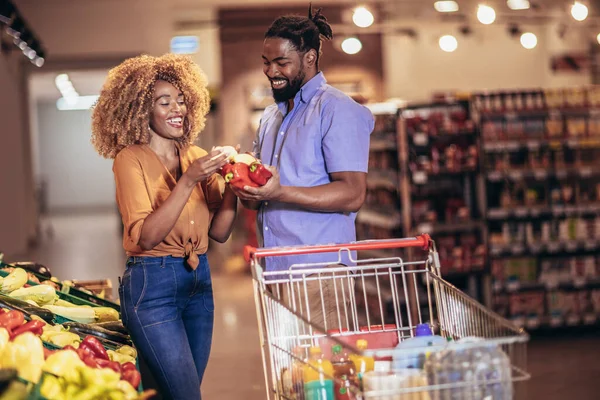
284, 347, 306, 400
331, 344, 359, 399
303, 346, 335, 400
392, 323, 446, 370
348, 340, 374, 386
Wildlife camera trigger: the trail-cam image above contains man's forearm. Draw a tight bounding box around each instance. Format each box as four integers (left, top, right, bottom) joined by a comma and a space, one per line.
277, 181, 364, 213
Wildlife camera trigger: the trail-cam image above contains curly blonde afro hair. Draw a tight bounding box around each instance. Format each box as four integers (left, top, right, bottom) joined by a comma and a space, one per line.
91, 53, 210, 159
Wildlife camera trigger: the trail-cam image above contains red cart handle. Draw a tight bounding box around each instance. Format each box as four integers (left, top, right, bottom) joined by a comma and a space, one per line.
244, 234, 432, 262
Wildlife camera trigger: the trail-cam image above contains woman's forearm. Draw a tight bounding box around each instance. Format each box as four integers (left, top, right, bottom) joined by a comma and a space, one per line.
209, 187, 238, 243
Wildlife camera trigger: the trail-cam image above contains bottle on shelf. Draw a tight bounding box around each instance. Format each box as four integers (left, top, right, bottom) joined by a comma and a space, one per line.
331, 344, 359, 400
303, 346, 335, 400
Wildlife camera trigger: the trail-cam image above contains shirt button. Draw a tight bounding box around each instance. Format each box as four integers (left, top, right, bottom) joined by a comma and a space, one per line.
190, 221, 195, 225
265, 226, 269, 231
264, 202, 269, 206
280, 131, 284, 136
275, 155, 278, 159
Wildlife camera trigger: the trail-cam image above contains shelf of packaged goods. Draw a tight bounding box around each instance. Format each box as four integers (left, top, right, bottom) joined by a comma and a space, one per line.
483, 137, 600, 152
486, 166, 600, 182
412, 220, 484, 235
493, 277, 600, 294
487, 204, 600, 220
367, 169, 398, 190
370, 139, 397, 152
489, 239, 600, 257
479, 106, 599, 119
356, 207, 402, 230
507, 314, 599, 331
411, 168, 478, 185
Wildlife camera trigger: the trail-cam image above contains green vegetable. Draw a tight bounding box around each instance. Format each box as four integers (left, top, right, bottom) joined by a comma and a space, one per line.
9, 284, 57, 305
0, 268, 27, 294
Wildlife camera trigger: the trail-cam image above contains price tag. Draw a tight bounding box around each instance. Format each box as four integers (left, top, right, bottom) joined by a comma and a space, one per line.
529, 243, 542, 254
567, 315, 580, 326
584, 314, 597, 325
573, 277, 586, 288
564, 206, 577, 216
509, 171, 524, 180
547, 242, 561, 253
527, 141, 540, 151
556, 170, 568, 179
413, 171, 428, 184
544, 278, 559, 290
526, 317, 541, 330
567, 139, 579, 148
507, 281, 520, 292
493, 281, 504, 292
552, 206, 565, 216
512, 244, 525, 255
488, 171, 503, 181
549, 110, 562, 119
514, 208, 528, 218
550, 316, 563, 327
534, 170, 548, 180
565, 241, 578, 252
491, 246, 502, 256
506, 141, 520, 151
489, 209, 509, 219
580, 167, 593, 178
413, 133, 429, 146
417, 223, 433, 234
584, 240, 596, 250
512, 316, 526, 328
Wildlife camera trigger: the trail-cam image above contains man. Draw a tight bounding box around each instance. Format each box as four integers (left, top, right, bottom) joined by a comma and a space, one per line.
234, 5, 374, 330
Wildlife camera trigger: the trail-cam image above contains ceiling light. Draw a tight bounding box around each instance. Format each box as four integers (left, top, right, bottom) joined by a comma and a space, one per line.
571, 2, 588, 21
507, 0, 530, 10
341, 37, 362, 54
477, 4, 496, 25
439, 35, 458, 52
520, 32, 537, 49
434, 1, 459, 13
352, 6, 374, 28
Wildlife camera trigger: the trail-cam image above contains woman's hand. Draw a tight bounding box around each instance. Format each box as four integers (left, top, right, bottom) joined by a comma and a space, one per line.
183, 150, 229, 185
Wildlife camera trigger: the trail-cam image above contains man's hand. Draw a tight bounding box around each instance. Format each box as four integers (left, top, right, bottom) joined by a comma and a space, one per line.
231, 165, 283, 202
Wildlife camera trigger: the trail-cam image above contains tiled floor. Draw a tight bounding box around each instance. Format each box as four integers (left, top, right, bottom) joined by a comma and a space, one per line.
7, 212, 600, 399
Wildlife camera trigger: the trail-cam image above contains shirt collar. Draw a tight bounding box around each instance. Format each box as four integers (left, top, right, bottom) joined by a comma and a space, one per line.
277, 72, 326, 115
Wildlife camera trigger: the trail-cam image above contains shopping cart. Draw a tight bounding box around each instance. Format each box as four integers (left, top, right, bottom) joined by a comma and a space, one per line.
245, 235, 530, 400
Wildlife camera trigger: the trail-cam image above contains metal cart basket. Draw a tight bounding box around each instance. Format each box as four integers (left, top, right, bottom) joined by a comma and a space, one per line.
245, 235, 530, 400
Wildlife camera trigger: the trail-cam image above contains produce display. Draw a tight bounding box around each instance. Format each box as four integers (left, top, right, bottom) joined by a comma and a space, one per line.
214, 146, 273, 189
0, 266, 151, 400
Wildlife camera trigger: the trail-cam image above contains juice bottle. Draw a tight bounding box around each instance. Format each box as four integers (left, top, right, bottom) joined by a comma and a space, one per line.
331, 344, 359, 399
348, 340, 374, 389
303, 346, 335, 400
292, 347, 306, 400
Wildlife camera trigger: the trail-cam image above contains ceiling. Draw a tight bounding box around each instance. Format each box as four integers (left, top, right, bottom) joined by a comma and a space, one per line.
29, 69, 108, 102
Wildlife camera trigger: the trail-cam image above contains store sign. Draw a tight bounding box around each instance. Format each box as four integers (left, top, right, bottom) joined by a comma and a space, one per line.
170, 36, 199, 54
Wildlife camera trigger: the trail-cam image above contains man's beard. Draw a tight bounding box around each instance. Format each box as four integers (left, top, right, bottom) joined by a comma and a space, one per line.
271, 68, 305, 103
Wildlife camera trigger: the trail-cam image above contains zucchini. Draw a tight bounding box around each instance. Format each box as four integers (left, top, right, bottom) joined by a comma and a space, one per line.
0, 294, 55, 323
9, 285, 57, 305
93, 307, 120, 323
0, 268, 28, 294
42, 305, 95, 324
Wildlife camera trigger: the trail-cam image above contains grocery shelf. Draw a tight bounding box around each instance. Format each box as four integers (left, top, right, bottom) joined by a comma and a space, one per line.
487, 204, 600, 220
356, 207, 402, 229
489, 240, 600, 257
413, 220, 484, 235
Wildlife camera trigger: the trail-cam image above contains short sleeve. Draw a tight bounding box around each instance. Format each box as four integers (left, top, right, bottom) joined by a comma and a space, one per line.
204, 173, 225, 213
113, 149, 152, 251
321, 99, 374, 173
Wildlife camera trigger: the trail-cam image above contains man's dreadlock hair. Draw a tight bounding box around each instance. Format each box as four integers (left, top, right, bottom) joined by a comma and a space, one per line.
265, 4, 333, 68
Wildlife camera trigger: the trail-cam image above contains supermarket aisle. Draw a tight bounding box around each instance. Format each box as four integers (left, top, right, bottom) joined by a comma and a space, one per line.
9, 212, 600, 399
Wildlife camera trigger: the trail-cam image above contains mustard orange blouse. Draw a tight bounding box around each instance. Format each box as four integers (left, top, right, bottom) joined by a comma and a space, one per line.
112, 144, 224, 269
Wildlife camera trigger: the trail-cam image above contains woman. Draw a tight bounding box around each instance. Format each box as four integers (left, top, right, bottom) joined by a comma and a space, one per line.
91, 53, 237, 399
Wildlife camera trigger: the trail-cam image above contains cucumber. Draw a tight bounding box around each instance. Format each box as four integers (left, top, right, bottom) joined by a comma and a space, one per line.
91, 321, 129, 336
62, 322, 132, 346
0, 294, 55, 323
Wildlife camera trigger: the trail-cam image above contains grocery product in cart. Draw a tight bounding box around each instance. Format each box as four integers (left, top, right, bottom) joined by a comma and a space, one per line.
247, 235, 530, 400
348, 340, 374, 388
392, 324, 446, 370
303, 346, 335, 400
331, 344, 359, 399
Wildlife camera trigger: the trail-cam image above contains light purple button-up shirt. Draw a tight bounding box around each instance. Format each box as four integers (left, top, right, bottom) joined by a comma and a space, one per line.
253, 72, 374, 275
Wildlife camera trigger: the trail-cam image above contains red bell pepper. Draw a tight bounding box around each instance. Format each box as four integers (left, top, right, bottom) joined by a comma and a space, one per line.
97, 358, 122, 373
11, 320, 45, 338
121, 362, 137, 372
82, 354, 99, 369
81, 335, 109, 360
0, 310, 25, 332
122, 368, 142, 390
248, 162, 273, 186
220, 163, 258, 190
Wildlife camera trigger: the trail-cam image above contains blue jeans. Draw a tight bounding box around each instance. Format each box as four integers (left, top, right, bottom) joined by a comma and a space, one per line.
118, 254, 214, 400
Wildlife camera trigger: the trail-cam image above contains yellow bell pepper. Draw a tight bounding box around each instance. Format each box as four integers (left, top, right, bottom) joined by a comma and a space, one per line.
1, 332, 45, 383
